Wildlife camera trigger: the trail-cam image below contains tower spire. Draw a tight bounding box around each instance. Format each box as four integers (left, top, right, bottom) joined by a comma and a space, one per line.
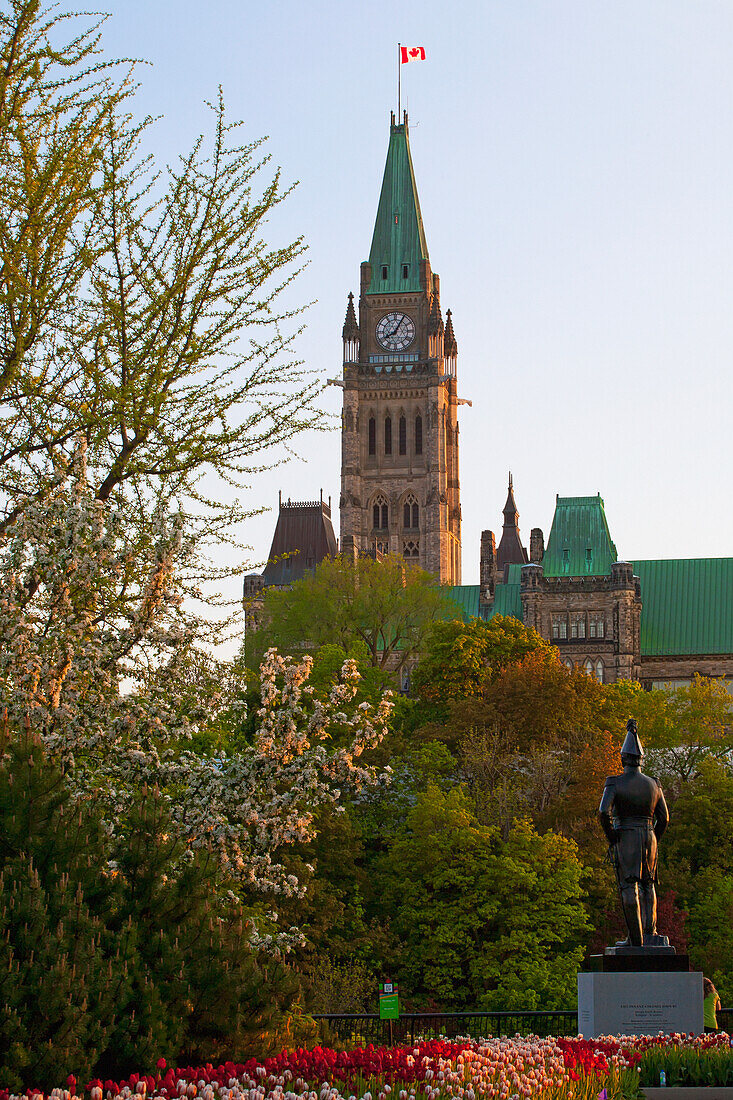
497, 472, 528, 573
367, 116, 429, 294
503, 472, 518, 523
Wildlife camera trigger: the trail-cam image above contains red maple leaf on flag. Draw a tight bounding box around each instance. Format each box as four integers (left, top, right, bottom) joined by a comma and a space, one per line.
400, 46, 426, 64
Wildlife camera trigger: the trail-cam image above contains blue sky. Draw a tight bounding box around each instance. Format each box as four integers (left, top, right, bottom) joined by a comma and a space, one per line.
104, 1, 733, 583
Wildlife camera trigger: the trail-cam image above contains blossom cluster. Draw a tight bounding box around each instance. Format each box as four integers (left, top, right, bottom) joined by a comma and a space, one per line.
0, 465, 394, 949
0, 1035, 646, 1100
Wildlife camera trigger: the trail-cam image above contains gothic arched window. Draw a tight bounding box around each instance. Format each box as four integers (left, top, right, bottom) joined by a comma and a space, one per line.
384, 416, 392, 455
372, 493, 388, 530
399, 415, 407, 455
368, 416, 376, 455
584, 659, 594, 677
595, 659, 604, 683
415, 414, 423, 455
403, 539, 419, 560
403, 493, 419, 529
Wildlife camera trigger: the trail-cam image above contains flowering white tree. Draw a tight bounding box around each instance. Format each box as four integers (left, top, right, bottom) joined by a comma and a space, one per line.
0, 462, 393, 946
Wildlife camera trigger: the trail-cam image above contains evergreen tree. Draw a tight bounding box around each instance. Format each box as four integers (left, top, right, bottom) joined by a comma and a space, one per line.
0, 723, 308, 1084
0, 724, 130, 1088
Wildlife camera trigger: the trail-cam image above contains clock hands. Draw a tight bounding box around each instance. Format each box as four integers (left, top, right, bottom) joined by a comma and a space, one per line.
377, 313, 414, 350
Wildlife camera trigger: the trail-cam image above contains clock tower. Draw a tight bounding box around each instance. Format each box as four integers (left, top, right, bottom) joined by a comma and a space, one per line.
339, 112, 462, 583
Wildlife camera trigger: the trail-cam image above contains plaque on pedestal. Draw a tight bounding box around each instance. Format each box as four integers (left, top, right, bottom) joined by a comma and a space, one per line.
577, 971, 703, 1037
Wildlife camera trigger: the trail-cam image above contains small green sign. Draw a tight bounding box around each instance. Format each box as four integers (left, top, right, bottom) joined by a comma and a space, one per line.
379, 982, 399, 1020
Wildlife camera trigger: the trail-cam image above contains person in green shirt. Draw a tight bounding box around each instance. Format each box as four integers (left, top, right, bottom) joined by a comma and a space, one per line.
704, 977, 721, 1033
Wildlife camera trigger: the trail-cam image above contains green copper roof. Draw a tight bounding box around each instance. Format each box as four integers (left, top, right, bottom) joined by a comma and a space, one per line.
446, 584, 480, 622
446, 580, 523, 624
367, 122, 429, 294
490, 578, 523, 620
633, 558, 733, 656
542, 495, 618, 577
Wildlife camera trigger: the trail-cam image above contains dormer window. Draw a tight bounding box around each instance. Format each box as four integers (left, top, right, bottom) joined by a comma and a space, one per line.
381, 265, 388, 279
585, 547, 593, 571
402, 264, 409, 279
562, 548, 570, 572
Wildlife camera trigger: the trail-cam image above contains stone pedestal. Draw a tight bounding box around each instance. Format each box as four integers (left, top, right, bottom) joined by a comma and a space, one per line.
588, 951, 690, 972
577, 970, 703, 1037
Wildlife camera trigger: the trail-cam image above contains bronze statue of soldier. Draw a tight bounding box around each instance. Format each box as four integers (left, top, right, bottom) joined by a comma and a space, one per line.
599, 719, 670, 949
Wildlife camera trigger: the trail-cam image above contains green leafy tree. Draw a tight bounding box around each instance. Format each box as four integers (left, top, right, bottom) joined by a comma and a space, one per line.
662, 757, 733, 883
684, 869, 733, 1003
634, 676, 733, 788
655, 758, 733, 999
0, 1, 320, 574
251, 554, 451, 674
411, 615, 553, 708
0, 1, 131, 408
376, 785, 588, 1010
277, 804, 391, 1014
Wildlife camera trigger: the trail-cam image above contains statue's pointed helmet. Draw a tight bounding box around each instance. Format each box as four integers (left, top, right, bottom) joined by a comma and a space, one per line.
621, 718, 643, 761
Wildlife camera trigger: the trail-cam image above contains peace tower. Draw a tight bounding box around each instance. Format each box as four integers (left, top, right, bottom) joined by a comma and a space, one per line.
339, 112, 462, 583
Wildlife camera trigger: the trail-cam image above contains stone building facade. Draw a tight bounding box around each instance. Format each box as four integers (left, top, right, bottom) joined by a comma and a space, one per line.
520, 560, 642, 684
338, 112, 462, 584
476, 486, 733, 688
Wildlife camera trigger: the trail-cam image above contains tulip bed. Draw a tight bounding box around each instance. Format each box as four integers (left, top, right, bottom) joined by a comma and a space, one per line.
4, 1033, 733, 1100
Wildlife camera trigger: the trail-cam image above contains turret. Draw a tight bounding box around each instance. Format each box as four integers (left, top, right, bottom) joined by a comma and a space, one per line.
428, 278, 444, 360
342, 292, 359, 364
444, 309, 457, 376
480, 530, 498, 600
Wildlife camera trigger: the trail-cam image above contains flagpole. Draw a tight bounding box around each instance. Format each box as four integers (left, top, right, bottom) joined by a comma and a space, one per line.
397, 42, 401, 120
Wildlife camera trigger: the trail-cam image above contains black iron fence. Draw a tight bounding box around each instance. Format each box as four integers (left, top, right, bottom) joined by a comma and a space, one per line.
312, 1011, 578, 1047
313, 1009, 733, 1047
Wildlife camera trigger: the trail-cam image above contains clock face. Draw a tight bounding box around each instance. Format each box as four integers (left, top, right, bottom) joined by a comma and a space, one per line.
376, 312, 416, 351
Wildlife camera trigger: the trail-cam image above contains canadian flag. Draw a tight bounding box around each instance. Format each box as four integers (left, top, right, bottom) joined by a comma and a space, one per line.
400, 46, 426, 64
